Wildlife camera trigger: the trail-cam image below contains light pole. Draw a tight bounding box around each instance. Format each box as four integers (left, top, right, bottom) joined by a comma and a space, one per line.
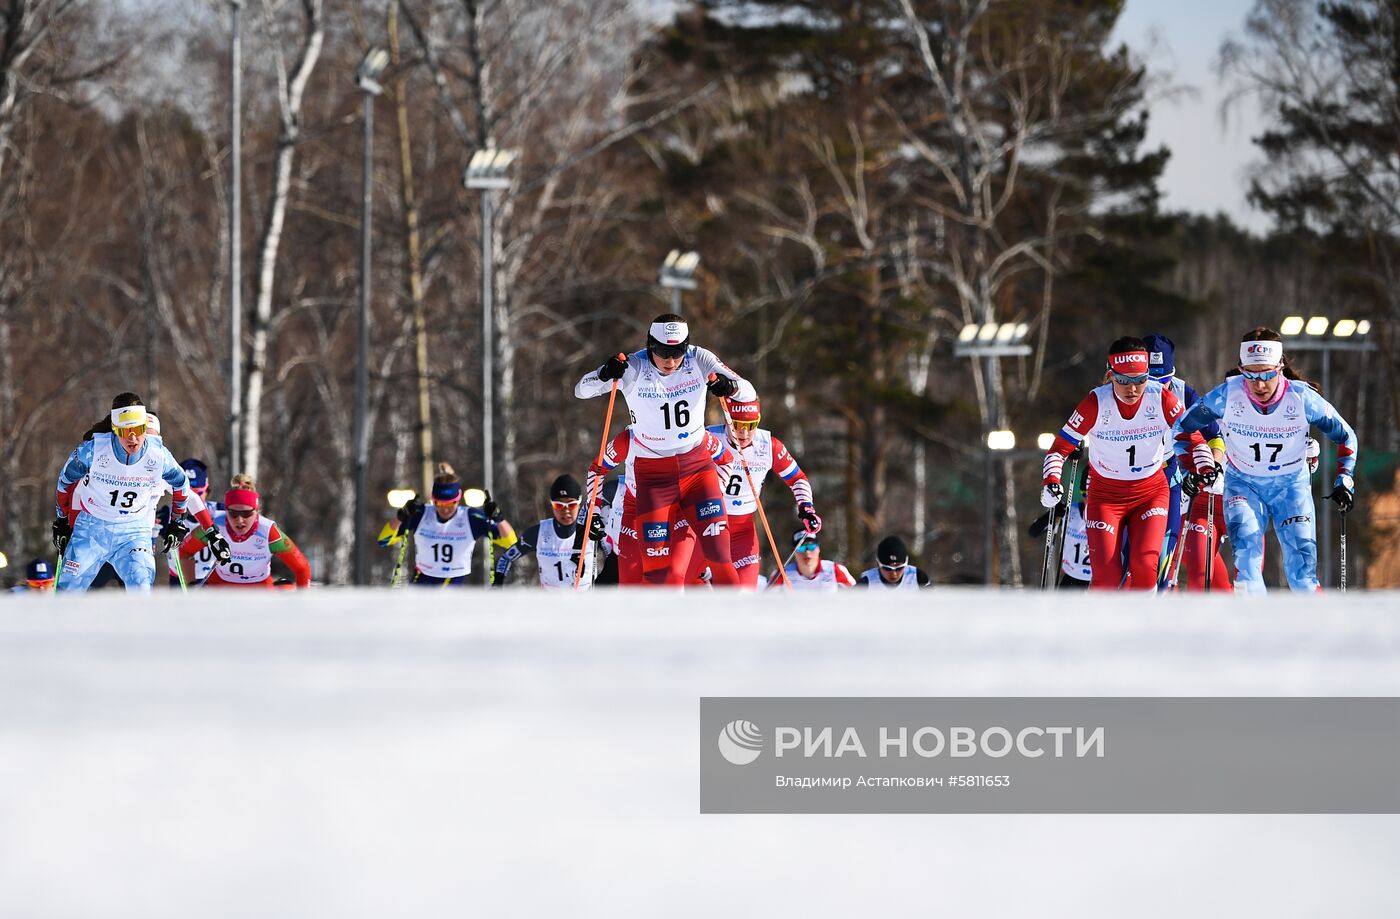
1280, 315, 1376, 587
956, 322, 1031, 584
353, 48, 388, 587
659, 249, 700, 314
228, 0, 243, 479
464, 148, 517, 497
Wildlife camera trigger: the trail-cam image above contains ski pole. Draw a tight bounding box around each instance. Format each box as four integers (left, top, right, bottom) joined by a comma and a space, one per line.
172, 552, 189, 594
1339, 505, 1348, 593
576, 363, 622, 589
1167, 489, 1190, 590
720, 392, 791, 591
773, 542, 801, 587
1039, 502, 1059, 590
389, 534, 410, 586
1204, 490, 1215, 593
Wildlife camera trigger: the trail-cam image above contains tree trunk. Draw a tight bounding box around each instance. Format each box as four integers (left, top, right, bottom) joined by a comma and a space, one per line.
241, 0, 325, 481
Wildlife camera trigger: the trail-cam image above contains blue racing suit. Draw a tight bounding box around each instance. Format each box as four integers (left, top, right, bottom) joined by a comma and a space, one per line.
1173, 377, 1356, 593
54, 433, 206, 592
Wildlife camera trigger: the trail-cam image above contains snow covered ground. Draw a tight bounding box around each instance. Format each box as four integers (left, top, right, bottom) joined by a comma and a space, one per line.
2, 588, 1399, 918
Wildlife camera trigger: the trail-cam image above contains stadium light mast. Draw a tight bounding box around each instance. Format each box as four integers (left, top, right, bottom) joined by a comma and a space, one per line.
659, 250, 700, 314
1280, 315, 1376, 587
956, 322, 1032, 585
352, 47, 388, 586
465, 148, 518, 497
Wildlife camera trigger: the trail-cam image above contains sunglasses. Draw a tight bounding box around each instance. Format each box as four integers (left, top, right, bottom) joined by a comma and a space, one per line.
551, 499, 581, 511
1110, 371, 1149, 386
227, 507, 256, 519
878, 562, 907, 572
796, 543, 820, 553
1239, 367, 1280, 381
433, 496, 461, 506
113, 424, 147, 437
730, 420, 759, 432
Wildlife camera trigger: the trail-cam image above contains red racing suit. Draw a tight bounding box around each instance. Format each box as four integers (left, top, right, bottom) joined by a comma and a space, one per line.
684, 427, 813, 588
587, 426, 733, 586
1043, 381, 1205, 590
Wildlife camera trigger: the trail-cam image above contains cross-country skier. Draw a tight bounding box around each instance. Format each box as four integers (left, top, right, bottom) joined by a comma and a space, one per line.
492, 474, 606, 588
576, 315, 755, 587
1041, 338, 1210, 590
1143, 333, 1225, 589
1173, 326, 1357, 592
688, 395, 820, 588
1029, 457, 1092, 589
53, 393, 228, 591
378, 463, 516, 586
766, 530, 854, 591
157, 458, 223, 586
9, 559, 56, 592
178, 474, 312, 588
854, 535, 930, 589
592, 477, 626, 585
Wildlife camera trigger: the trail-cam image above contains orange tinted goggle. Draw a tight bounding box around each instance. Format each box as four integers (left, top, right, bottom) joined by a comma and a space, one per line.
730, 419, 759, 432
113, 424, 147, 437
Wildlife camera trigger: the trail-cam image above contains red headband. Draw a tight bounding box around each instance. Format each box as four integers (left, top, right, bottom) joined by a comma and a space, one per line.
1108, 350, 1150, 375
224, 487, 259, 509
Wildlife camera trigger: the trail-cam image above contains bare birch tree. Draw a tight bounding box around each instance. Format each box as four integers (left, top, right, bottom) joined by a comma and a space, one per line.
241, 0, 325, 481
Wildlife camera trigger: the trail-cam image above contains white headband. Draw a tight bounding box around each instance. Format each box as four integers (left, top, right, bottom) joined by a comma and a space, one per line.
1240, 340, 1283, 366
111, 405, 148, 429
649, 319, 688, 346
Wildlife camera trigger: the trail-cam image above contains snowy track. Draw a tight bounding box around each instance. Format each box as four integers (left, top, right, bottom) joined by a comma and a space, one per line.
2, 589, 1399, 918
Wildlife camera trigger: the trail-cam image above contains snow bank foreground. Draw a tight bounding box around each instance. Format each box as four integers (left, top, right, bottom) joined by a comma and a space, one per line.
2, 589, 1398, 919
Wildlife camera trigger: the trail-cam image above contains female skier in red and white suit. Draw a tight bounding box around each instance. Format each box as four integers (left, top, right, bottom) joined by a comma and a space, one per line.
1040, 336, 1211, 590
576, 314, 756, 586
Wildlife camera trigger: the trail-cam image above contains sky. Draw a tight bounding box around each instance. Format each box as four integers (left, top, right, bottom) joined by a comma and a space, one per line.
1111, 0, 1269, 230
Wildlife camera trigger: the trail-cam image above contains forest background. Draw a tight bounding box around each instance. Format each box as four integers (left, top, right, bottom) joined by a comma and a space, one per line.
2, 0, 1398, 587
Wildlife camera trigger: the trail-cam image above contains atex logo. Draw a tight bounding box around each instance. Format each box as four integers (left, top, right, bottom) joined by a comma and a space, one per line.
718, 720, 764, 765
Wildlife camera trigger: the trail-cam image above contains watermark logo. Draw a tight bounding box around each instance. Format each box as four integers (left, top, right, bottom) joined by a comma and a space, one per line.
718, 719, 764, 765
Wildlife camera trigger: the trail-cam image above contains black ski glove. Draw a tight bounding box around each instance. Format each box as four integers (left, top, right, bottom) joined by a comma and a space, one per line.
52, 518, 72, 552
396, 496, 425, 525
1328, 476, 1355, 514
588, 510, 607, 541
707, 374, 738, 398
203, 527, 232, 565
159, 517, 189, 553
598, 353, 628, 382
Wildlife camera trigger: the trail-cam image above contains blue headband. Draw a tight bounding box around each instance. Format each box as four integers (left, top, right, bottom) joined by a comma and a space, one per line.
432, 481, 462, 501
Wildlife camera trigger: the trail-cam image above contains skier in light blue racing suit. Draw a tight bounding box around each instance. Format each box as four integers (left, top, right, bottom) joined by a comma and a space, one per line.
52, 393, 229, 591
1172, 331, 1356, 593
